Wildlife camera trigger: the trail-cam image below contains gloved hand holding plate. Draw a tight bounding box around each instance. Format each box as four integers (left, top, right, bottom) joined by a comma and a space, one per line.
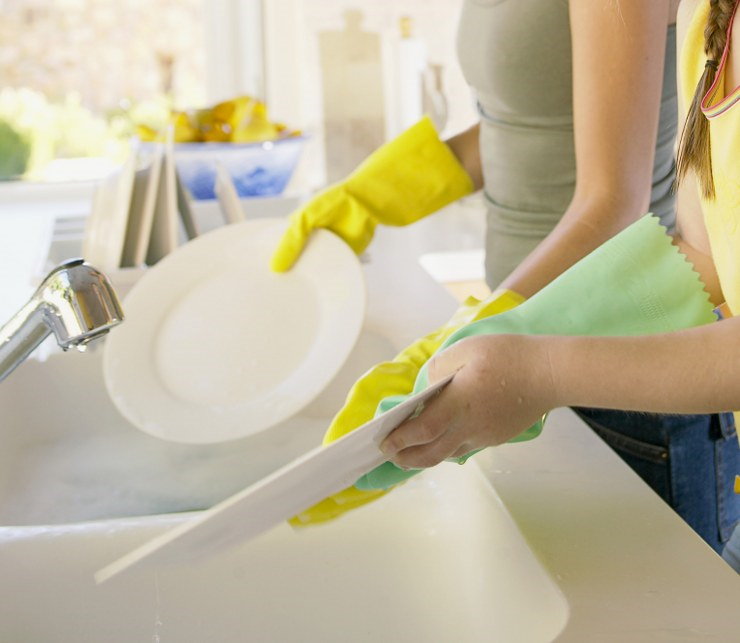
104, 219, 365, 444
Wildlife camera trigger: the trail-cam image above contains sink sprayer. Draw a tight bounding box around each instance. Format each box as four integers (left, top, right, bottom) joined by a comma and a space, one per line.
0, 259, 124, 383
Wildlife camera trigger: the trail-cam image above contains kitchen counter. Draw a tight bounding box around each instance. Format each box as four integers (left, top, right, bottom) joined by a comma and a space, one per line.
482, 410, 740, 640
1, 187, 739, 640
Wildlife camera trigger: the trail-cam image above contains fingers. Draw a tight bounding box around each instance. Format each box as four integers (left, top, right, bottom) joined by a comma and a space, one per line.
388, 439, 462, 469
270, 216, 310, 272
379, 342, 476, 468
380, 381, 464, 468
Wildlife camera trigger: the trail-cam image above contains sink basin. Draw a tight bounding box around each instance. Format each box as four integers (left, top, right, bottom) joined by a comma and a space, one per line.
0, 333, 568, 641
0, 459, 568, 642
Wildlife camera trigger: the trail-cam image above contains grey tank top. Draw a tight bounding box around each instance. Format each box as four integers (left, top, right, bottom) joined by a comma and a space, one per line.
456, 0, 678, 288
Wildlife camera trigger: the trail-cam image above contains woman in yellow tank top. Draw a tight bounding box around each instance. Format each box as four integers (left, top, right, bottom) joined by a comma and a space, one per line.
378, 0, 740, 572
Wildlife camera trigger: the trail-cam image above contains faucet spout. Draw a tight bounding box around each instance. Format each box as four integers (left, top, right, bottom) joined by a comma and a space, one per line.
0, 259, 124, 383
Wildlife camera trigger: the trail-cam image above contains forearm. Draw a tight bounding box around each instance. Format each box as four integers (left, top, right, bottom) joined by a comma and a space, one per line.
499, 203, 726, 304
547, 317, 740, 414
445, 123, 483, 191
499, 196, 646, 298
497, 1, 673, 299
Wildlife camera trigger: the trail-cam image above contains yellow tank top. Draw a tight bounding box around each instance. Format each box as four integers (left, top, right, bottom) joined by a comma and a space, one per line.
680, 1, 740, 314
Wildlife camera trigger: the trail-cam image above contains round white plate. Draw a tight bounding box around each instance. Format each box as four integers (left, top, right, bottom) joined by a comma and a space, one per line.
103, 219, 365, 444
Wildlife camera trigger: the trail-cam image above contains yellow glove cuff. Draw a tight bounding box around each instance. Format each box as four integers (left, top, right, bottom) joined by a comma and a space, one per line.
271, 116, 474, 272
440, 288, 526, 330
474, 288, 526, 321
343, 115, 474, 227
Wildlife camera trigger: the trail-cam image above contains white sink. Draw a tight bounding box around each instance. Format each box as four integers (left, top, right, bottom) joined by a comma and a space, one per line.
0, 342, 568, 642
0, 465, 568, 642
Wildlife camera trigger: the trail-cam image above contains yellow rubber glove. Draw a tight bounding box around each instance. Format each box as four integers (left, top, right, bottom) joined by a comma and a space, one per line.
289, 289, 524, 526
271, 115, 474, 272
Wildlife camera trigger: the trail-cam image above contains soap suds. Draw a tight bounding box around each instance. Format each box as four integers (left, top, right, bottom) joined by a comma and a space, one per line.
0, 416, 328, 525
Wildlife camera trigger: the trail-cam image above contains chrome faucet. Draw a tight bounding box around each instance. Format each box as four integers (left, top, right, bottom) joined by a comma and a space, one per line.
0, 259, 124, 383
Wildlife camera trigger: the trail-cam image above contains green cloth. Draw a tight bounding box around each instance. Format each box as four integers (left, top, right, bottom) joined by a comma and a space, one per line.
356, 214, 717, 490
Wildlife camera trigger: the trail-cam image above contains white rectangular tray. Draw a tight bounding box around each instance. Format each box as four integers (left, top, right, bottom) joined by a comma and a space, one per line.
95, 375, 452, 583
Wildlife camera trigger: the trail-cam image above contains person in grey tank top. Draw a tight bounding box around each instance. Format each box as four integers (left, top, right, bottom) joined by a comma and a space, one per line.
272, 0, 739, 555
457, 0, 677, 287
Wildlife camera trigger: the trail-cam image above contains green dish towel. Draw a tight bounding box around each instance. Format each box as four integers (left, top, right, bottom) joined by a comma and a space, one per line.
357, 214, 716, 490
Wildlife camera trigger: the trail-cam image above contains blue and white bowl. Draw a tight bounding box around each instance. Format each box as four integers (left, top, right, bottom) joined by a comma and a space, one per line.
172, 137, 305, 200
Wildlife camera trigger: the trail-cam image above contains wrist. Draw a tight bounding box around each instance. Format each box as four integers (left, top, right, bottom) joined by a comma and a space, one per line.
541, 334, 608, 411
526, 334, 563, 412
471, 333, 561, 417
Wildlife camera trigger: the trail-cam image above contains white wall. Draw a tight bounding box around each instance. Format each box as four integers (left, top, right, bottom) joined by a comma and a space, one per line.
202, 0, 265, 104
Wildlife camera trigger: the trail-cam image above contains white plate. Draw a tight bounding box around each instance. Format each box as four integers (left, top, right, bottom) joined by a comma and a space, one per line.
120, 145, 163, 267
146, 135, 180, 265
82, 145, 137, 271
95, 375, 453, 583
103, 219, 365, 444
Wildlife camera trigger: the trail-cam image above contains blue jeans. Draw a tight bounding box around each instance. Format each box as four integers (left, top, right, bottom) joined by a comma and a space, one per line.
573, 408, 740, 554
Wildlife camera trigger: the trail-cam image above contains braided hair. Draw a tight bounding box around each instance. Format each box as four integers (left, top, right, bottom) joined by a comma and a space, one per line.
676, 0, 738, 199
